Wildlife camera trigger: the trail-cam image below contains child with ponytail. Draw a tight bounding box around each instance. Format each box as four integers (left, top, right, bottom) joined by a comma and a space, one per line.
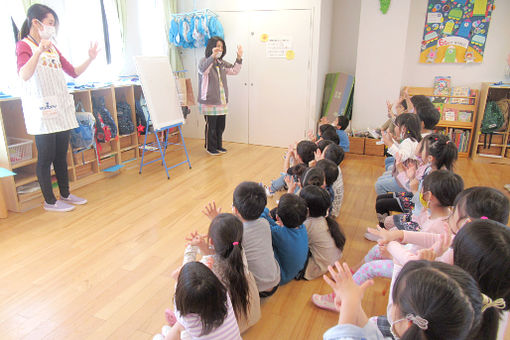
298, 185, 345, 280
322, 260, 483, 340
171, 213, 261, 333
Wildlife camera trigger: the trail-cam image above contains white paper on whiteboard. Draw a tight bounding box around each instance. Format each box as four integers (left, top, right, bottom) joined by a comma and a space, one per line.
134, 56, 184, 131
266, 37, 292, 58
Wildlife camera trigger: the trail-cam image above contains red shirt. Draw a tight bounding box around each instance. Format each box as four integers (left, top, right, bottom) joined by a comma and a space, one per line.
16, 39, 78, 78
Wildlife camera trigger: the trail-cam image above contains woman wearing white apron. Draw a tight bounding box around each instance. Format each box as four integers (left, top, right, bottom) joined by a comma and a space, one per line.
16, 4, 98, 212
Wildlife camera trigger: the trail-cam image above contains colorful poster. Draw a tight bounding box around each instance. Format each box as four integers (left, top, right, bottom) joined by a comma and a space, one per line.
419, 0, 496, 64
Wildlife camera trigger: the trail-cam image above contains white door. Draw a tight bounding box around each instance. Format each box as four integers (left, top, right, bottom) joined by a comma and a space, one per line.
215, 11, 250, 144
248, 10, 312, 147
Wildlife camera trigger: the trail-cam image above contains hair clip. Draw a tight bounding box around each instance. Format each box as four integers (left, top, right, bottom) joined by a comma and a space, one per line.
480, 216, 488, 220
232, 241, 239, 246
482, 294, 506, 312
406, 314, 429, 330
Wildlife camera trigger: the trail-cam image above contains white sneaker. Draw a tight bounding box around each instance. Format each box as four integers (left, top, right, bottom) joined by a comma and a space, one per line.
43, 200, 75, 212
61, 194, 88, 205
311, 292, 339, 312
364, 231, 380, 242
264, 185, 274, 197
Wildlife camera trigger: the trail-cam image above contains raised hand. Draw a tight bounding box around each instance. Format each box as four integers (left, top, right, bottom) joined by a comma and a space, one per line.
88, 41, 99, 60
237, 45, 243, 59
202, 201, 222, 220
386, 100, 394, 118
366, 226, 403, 245
284, 175, 297, 193
38, 39, 52, 54
323, 262, 373, 311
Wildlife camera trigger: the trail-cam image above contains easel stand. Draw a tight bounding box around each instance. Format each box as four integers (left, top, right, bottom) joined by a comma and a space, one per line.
138, 119, 191, 179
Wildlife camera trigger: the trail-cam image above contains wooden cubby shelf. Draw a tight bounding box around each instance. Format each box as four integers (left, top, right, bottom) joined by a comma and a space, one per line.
471, 82, 510, 164
0, 84, 147, 212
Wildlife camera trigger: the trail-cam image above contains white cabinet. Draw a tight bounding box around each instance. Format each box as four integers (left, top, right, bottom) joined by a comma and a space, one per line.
183, 9, 313, 148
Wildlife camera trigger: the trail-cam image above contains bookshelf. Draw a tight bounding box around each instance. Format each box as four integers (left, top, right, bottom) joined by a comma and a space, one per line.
471, 82, 510, 164
407, 87, 480, 158
0, 84, 177, 213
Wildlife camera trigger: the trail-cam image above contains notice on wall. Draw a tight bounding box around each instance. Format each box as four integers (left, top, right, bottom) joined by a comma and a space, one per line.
266, 37, 292, 58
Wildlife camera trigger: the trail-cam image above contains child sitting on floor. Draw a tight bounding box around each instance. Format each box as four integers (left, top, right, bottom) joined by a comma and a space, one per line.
265, 140, 317, 196
322, 260, 483, 340
154, 262, 242, 340
262, 193, 309, 285
232, 182, 281, 298
299, 185, 345, 280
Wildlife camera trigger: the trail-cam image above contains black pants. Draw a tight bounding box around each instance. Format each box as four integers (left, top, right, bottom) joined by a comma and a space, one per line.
35, 130, 71, 204
375, 193, 402, 227
204, 115, 226, 151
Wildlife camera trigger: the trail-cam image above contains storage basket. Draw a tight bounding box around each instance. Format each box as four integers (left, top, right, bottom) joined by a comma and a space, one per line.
7, 137, 33, 164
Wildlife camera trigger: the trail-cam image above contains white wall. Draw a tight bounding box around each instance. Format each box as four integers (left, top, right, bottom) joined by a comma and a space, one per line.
351, 0, 411, 130
402, 0, 510, 89
328, 0, 360, 75
176, 0, 332, 140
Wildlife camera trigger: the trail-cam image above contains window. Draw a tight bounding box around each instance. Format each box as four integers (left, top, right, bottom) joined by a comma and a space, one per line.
0, 0, 123, 92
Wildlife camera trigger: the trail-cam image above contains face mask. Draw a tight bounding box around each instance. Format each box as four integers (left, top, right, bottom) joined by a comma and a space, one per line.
37, 20, 56, 40
389, 317, 406, 340
419, 192, 429, 209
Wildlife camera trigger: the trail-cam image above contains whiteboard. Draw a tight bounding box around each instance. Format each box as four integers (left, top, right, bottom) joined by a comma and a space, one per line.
134, 56, 184, 130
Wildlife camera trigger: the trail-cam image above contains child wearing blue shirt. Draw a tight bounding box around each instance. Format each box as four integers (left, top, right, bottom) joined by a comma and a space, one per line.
262, 193, 309, 285
335, 115, 350, 153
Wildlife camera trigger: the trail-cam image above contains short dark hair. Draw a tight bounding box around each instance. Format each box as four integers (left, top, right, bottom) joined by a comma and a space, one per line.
175, 262, 228, 336
337, 116, 349, 130
299, 185, 345, 250
395, 113, 422, 142
319, 124, 336, 135
287, 163, 308, 182
400, 99, 408, 110
315, 159, 339, 187
422, 170, 464, 207
321, 129, 340, 145
277, 193, 307, 228
323, 143, 344, 165
205, 36, 226, 59
453, 219, 510, 340
300, 167, 325, 188
393, 261, 482, 340
233, 182, 267, 220
454, 187, 509, 224
317, 139, 334, 152
296, 140, 318, 164
19, 4, 59, 41
417, 106, 441, 130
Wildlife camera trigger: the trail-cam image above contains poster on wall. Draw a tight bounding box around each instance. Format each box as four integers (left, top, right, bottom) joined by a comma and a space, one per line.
419, 0, 496, 64
266, 37, 292, 58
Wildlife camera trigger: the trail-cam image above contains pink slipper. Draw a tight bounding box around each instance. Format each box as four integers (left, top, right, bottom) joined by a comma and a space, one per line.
165, 309, 177, 326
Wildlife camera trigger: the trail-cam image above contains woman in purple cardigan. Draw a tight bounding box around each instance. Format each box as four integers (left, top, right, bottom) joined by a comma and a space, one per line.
198, 36, 243, 155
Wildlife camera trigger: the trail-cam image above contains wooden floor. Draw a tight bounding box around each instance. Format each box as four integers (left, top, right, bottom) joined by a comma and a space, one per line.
1, 138, 509, 340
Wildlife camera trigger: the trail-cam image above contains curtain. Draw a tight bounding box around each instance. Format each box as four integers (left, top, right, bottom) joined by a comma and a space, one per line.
161, 0, 183, 72
114, 0, 127, 53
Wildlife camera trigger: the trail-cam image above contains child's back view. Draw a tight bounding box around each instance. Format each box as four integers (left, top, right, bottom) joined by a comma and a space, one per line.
162, 262, 241, 340
266, 193, 309, 285
233, 182, 280, 297
299, 185, 345, 280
